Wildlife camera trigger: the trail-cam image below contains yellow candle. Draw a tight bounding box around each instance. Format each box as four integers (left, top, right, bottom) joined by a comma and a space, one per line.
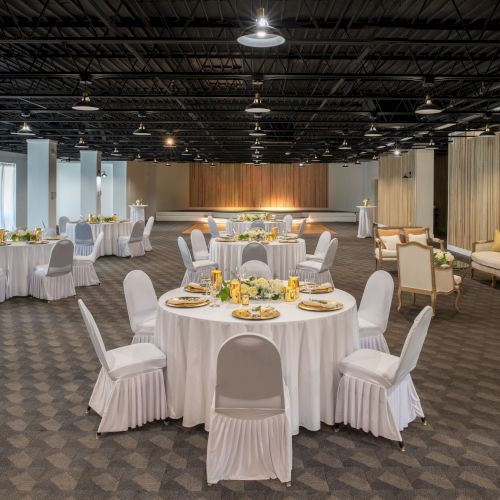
285, 286, 295, 302
229, 280, 241, 304
241, 293, 249, 305
211, 269, 222, 287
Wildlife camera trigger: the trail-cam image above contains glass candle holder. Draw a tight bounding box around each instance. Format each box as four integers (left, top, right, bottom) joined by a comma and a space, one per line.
229, 279, 241, 304
285, 286, 295, 302
211, 269, 222, 288
241, 293, 250, 306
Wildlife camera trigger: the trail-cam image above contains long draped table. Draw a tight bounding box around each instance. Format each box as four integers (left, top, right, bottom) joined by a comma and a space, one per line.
155, 287, 359, 435
209, 239, 306, 280
0, 241, 56, 298
225, 220, 284, 235
66, 221, 133, 256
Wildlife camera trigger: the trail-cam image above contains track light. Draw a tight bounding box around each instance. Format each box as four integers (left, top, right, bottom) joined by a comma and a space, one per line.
245, 93, 271, 113
415, 95, 442, 115
110, 146, 120, 156
15, 122, 36, 136
479, 124, 496, 137
249, 123, 266, 137
338, 139, 351, 150
250, 138, 264, 150
364, 123, 382, 137
72, 89, 100, 111
133, 122, 151, 136
74, 137, 89, 149
237, 7, 285, 48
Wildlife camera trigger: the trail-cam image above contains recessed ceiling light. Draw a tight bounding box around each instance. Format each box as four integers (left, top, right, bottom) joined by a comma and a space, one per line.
245, 93, 271, 113
237, 7, 285, 48
415, 95, 442, 115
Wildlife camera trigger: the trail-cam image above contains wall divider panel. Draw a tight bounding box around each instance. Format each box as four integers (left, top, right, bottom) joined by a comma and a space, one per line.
189, 163, 328, 209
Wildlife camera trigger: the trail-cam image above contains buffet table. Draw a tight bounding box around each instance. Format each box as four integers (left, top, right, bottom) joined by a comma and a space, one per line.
155, 287, 359, 435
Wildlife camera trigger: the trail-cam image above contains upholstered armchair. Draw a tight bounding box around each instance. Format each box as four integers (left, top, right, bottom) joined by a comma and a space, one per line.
396, 242, 461, 316
471, 239, 500, 287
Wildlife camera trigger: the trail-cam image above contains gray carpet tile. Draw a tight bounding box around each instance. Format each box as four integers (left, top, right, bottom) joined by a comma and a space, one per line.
1, 222, 499, 499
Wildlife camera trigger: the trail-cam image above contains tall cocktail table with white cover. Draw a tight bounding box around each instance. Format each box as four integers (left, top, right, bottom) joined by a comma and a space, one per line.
129, 204, 148, 223
66, 221, 133, 257
357, 206, 376, 238
210, 239, 306, 280
226, 220, 284, 235
0, 241, 56, 298
155, 287, 359, 435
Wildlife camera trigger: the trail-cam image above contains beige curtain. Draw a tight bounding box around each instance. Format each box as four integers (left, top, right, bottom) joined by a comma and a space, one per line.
448, 135, 500, 250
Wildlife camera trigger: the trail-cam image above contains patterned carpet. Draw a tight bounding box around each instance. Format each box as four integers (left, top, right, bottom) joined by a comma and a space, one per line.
1, 222, 499, 499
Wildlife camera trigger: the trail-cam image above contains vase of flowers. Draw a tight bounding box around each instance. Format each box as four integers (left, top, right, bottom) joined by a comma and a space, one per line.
434, 250, 454, 268
237, 229, 267, 241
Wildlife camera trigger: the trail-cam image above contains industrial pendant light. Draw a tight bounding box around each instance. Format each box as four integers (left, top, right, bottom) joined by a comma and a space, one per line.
237, 7, 285, 48
15, 122, 36, 136
249, 123, 266, 137
72, 89, 100, 111
133, 122, 151, 136
426, 138, 439, 149
110, 146, 120, 156
393, 143, 401, 156
311, 153, 321, 162
415, 95, 442, 115
479, 124, 496, 137
74, 137, 89, 149
135, 152, 143, 160
194, 153, 203, 161
250, 138, 265, 149
245, 93, 271, 113
322, 146, 332, 157
364, 123, 382, 137
181, 147, 192, 156
338, 138, 351, 150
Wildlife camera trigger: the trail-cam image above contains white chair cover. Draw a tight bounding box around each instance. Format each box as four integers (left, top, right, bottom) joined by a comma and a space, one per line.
117, 220, 145, 257
43, 227, 57, 238
0, 268, 6, 302
240, 260, 273, 280
249, 220, 265, 230
296, 238, 338, 285
143, 216, 154, 252
190, 229, 210, 261
74, 222, 94, 256
58, 216, 70, 235
29, 239, 76, 300
124, 270, 157, 344
73, 232, 104, 287
208, 216, 220, 237
78, 299, 167, 434
178, 236, 217, 286
358, 270, 394, 353
207, 334, 292, 484
241, 242, 268, 264
296, 218, 307, 238
306, 231, 331, 261
283, 215, 293, 233
335, 306, 432, 443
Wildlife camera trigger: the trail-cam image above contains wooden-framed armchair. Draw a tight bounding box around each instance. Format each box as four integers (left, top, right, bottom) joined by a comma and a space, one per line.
471, 239, 500, 287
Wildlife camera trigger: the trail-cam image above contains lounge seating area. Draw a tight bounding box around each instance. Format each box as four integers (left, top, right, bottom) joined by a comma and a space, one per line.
471, 234, 500, 287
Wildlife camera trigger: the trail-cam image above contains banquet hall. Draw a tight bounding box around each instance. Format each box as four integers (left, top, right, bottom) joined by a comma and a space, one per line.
1, 0, 500, 497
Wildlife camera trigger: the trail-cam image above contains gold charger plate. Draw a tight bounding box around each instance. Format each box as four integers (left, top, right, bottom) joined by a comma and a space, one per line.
166, 296, 210, 308
298, 300, 343, 312
278, 239, 298, 243
0, 242, 11, 246
27, 240, 49, 245
184, 285, 209, 294
232, 307, 280, 320
45, 236, 64, 240
299, 285, 334, 294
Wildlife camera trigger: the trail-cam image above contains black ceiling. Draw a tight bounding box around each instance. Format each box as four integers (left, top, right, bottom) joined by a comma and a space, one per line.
1, 0, 499, 163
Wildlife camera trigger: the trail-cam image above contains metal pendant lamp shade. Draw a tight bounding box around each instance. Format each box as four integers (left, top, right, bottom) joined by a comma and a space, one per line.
133, 122, 151, 136
322, 147, 332, 157
15, 122, 36, 136
75, 137, 89, 149
250, 138, 265, 150
249, 123, 266, 136
479, 125, 495, 137
338, 139, 351, 150
237, 8, 285, 48
415, 95, 442, 115
365, 123, 382, 137
72, 90, 99, 111
245, 93, 271, 113
111, 146, 120, 156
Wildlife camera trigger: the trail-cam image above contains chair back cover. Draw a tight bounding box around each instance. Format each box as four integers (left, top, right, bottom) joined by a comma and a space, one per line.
190, 229, 209, 261
177, 236, 195, 272
43, 227, 57, 238
249, 220, 265, 230
297, 218, 307, 238
241, 242, 268, 264
394, 306, 432, 384
319, 238, 338, 271
358, 270, 394, 332
207, 216, 220, 237
58, 216, 70, 234
215, 333, 285, 415
88, 232, 104, 263
240, 260, 273, 279
75, 222, 93, 245
314, 231, 331, 258
78, 299, 110, 372
283, 214, 293, 232
123, 270, 157, 332
129, 220, 145, 243
397, 242, 434, 292
144, 216, 154, 237
47, 239, 74, 276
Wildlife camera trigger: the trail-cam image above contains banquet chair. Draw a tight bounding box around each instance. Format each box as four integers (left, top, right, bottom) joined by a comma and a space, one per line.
334, 306, 432, 450
29, 239, 76, 301
283, 214, 293, 233
241, 242, 268, 265
0, 268, 6, 302
43, 227, 57, 238
207, 333, 292, 485
78, 299, 167, 437
143, 216, 155, 252
240, 260, 273, 280
289, 218, 306, 239
74, 222, 94, 256
249, 220, 265, 230
190, 228, 210, 261
358, 270, 394, 353
124, 270, 157, 344
117, 220, 146, 258
295, 238, 338, 285
306, 231, 331, 262
177, 236, 217, 287
58, 216, 70, 236
73, 232, 104, 287
207, 216, 220, 238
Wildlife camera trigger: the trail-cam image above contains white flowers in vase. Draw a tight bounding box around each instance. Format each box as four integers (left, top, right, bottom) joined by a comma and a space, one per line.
434, 251, 454, 268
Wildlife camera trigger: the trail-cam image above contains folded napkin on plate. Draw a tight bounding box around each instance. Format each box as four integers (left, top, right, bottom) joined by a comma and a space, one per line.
186, 282, 208, 292
312, 282, 333, 292
216, 237, 234, 242
301, 299, 339, 310
168, 296, 206, 306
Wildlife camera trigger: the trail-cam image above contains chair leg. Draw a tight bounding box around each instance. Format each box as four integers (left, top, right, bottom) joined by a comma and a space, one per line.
431, 293, 436, 317
412, 293, 416, 304
470, 268, 474, 279
398, 440, 406, 452
163, 418, 170, 426
85, 405, 91, 415
333, 423, 341, 432
454, 288, 461, 312
421, 417, 427, 426
492, 275, 497, 288
397, 287, 402, 311
95, 432, 102, 439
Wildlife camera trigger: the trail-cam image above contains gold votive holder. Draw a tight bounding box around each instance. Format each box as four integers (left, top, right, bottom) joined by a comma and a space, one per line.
288, 276, 300, 300
0, 229, 5, 242
229, 279, 241, 304
271, 227, 278, 240
241, 293, 250, 306
211, 269, 222, 287
285, 286, 295, 302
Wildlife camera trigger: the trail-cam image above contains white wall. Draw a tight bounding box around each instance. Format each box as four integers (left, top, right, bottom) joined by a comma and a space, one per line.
57, 161, 81, 220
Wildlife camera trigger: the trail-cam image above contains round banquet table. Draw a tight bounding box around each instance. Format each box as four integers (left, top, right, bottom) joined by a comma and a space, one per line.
65, 221, 133, 256
225, 219, 284, 235
155, 287, 359, 435
0, 241, 56, 298
209, 239, 306, 280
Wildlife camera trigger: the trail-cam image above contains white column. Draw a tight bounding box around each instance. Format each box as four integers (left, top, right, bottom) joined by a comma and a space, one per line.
413, 149, 435, 235
27, 139, 57, 229
80, 150, 102, 216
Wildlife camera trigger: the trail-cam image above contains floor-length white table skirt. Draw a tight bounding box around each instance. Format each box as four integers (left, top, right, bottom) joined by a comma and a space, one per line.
357, 206, 376, 238
0, 241, 56, 298
66, 222, 133, 256
209, 239, 306, 279
225, 220, 284, 235
155, 287, 359, 435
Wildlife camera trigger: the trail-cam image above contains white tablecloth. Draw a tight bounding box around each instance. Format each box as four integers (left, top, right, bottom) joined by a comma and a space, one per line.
129, 205, 148, 223
357, 206, 376, 238
155, 287, 359, 435
0, 241, 56, 298
66, 222, 133, 256
225, 220, 284, 235
210, 239, 306, 280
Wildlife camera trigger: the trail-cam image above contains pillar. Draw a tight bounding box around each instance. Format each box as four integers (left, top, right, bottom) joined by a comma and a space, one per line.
80, 150, 102, 215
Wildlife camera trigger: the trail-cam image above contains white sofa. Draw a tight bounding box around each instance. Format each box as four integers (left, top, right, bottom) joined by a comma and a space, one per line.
471, 240, 500, 287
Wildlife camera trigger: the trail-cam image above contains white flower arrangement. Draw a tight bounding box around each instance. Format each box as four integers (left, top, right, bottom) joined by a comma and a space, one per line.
237, 229, 267, 241
241, 277, 285, 300
434, 250, 455, 267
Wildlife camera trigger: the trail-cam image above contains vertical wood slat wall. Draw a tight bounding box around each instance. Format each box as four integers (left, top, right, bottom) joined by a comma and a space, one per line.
189, 163, 328, 208
377, 153, 416, 226
448, 135, 500, 250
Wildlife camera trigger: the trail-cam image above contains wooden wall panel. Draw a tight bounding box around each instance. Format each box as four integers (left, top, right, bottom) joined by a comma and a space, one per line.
189, 163, 328, 209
